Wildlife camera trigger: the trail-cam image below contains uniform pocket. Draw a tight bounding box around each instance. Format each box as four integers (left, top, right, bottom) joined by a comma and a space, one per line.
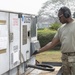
68, 56, 75, 62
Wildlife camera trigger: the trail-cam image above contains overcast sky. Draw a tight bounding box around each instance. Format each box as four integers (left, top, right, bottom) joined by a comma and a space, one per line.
0, 0, 47, 15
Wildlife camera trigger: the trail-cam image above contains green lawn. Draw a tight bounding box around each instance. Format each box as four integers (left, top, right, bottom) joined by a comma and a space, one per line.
36, 50, 62, 62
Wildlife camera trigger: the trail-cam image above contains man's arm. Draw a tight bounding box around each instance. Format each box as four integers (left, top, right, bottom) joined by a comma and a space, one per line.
39, 38, 60, 53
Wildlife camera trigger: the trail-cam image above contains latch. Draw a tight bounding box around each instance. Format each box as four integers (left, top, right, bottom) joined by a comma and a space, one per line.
10, 33, 13, 42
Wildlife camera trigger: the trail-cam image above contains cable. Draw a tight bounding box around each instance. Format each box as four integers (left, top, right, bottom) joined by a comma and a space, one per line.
27, 63, 55, 71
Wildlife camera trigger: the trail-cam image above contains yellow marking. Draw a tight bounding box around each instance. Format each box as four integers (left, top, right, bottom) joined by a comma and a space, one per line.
0, 20, 6, 25
0, 49, 6, 54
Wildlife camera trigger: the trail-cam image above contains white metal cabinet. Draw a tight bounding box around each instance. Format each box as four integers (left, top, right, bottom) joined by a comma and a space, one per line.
21, 14, 31, 62
9, 13, 20, 69
0, 12, 9, 75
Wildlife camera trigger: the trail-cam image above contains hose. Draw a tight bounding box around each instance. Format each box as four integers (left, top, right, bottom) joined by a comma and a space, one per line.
27, 63, 55, 71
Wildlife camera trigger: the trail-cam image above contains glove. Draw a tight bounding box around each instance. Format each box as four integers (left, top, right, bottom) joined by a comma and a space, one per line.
32, 50, 39, 55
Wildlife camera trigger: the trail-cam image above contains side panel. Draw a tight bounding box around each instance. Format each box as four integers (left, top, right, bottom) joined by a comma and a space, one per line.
9, 13, 20, 69
2, 72, 9, 75
9, 67, 18, 75
0, 12, 9, 74
21, 14, 31, 62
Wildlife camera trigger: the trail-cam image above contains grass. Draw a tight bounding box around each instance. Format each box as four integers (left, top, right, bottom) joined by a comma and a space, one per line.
38, 28, 56, 34
36, 50, 62, 63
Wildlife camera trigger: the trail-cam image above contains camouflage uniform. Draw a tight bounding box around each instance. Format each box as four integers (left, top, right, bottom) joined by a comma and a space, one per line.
54, 20, 75, 75
61, 53, 75, 75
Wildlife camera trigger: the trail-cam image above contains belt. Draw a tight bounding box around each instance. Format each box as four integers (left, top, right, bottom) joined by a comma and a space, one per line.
63, 52, 75, 56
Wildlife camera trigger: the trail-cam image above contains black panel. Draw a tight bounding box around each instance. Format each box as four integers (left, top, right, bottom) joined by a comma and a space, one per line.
22, 25, 27, 45
31, 16, 37, 37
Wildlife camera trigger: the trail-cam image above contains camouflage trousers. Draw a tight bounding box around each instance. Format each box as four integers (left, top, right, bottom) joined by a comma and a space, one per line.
61, 53, 75, 75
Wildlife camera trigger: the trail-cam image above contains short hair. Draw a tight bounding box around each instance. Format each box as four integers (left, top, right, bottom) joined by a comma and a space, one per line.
58, 6, 71, 18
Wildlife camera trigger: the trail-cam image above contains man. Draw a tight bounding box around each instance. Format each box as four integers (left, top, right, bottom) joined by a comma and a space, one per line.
34, 6, 75, 75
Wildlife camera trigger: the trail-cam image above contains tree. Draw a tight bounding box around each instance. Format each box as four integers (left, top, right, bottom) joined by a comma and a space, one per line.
37, 0, 75, 28
38, 0, 75, 17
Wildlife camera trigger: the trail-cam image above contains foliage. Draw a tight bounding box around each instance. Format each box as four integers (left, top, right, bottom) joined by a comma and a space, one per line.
49, 22, 61, 30
37, 28, 56, 47
37, 28, 61, 50
38, 0, 75, 17
37, 0, 75, 26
